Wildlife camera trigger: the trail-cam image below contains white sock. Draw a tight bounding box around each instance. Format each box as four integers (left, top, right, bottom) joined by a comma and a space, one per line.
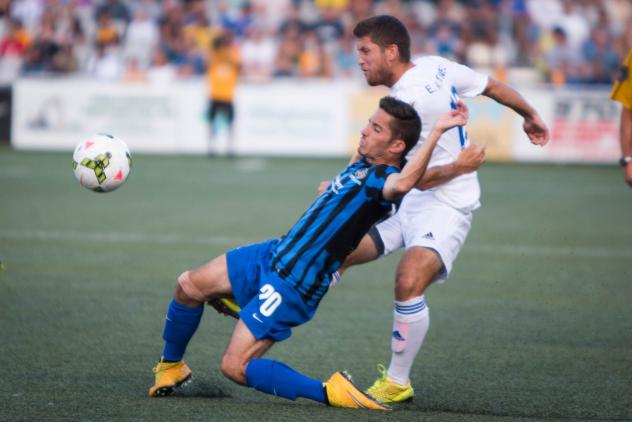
387, 295, 430, 385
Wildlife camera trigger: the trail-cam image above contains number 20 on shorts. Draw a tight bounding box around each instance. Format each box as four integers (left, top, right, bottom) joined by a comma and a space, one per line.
259, 284, 282, 317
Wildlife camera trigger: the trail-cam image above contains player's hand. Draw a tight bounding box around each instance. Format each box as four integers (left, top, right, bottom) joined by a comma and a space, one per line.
318, 180, 330, 194
436, 102, 469, 132
625, 165, 632, 187
523, 114, 549, 146
456, 143, 486, 174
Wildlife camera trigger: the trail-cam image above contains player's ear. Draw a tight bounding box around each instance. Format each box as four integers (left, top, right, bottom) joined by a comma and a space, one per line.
384, 43, 399, 61
388, 138, 406, 155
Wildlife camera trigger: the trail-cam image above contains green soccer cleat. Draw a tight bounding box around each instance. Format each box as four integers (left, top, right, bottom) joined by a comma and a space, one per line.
365, 364, 414, 403
149, 359, 192, 397
324, 371, 390, 410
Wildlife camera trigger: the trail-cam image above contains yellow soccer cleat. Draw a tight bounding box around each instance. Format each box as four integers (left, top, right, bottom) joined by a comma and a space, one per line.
324, 371, 390, 410
149, 360, 192, 397
208, 297, 241, 319
365, 364, 414, 403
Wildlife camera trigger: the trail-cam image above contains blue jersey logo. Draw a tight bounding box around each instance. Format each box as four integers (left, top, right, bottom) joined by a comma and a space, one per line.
392, 330, 406, 341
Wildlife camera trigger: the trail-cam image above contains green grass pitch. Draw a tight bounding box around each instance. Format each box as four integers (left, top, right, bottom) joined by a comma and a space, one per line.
1, 147, 631, 421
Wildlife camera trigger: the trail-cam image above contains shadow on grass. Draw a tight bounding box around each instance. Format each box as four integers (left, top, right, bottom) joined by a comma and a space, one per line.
166, 380, 233, 399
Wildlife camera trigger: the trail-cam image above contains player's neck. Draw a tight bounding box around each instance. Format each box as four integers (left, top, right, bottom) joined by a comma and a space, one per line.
386, 61, 414, 87
363, 154, 401, 168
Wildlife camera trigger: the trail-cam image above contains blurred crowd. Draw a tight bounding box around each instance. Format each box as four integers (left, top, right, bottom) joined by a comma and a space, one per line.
0, 0, 630, 86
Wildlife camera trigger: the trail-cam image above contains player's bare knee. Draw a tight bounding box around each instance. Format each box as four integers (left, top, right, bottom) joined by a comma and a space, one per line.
176, 271, 207, 304
395, 267, 438, 298
394, 272, 423, 298
183, 255, 231, 301
395, 250, 441, 298
395, 269, 426, 295
220, 353, 247, 385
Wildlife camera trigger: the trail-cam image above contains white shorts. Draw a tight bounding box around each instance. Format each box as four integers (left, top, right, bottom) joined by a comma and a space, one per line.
372, 190, 474, 281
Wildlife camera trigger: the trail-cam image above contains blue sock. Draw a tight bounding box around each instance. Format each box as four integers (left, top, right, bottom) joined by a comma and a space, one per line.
245, 358, 326, 404
161, 299, 204, 362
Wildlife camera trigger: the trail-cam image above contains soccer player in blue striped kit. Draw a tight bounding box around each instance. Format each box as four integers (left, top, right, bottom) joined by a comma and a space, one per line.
149, 97, 469, 410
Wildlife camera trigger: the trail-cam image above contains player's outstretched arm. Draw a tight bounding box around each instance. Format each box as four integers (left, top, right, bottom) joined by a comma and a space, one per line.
483, 77, 549, 146
415, 143, 486, 191
383, 103, 469, 201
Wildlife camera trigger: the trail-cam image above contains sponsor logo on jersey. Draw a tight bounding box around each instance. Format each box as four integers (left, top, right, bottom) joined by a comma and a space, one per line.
332, 174, 344, 194
349, 168, 368, 186
354, 168, 368, 180
422, 232, 435, 240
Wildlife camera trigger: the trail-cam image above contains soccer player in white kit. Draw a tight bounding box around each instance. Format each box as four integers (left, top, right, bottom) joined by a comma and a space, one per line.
340, 15, 550, 403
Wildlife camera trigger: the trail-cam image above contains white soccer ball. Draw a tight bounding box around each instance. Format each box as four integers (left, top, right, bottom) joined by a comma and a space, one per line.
72, 133, 132, 193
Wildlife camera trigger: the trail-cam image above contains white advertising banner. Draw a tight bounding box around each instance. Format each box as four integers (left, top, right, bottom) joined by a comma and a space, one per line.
11, 78, 618, 163
512, 88, 620, 163
12, 78, 208, 153
234, 80, 358, 156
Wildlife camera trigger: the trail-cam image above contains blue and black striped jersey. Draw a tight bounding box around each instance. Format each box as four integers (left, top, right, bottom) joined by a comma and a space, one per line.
271, 158, 398, 306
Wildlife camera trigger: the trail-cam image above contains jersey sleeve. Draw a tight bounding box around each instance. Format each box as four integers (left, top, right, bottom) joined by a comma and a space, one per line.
611, 50, 632, 109
364, 165, 399, 204
447, 59, 489, 98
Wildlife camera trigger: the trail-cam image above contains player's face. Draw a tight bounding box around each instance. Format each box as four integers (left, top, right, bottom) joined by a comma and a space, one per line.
356, 36, 392, 86
358, 108, 395, 160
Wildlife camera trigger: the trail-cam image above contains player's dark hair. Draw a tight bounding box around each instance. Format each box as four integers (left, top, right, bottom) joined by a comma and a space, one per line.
379, 96, 421, 156
353, 15, 411, 62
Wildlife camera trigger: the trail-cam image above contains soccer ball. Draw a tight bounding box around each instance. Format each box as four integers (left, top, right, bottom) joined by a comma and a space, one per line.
72, 133, 132, 193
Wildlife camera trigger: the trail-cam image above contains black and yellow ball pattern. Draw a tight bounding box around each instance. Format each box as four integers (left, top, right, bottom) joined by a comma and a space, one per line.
79, 153, 111, 184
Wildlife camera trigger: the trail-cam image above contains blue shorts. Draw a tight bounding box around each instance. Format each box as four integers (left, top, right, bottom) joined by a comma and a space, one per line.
226, 239, 318, 342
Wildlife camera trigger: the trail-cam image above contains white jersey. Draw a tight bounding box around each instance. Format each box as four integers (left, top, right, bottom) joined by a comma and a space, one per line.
390, 56, 488, 211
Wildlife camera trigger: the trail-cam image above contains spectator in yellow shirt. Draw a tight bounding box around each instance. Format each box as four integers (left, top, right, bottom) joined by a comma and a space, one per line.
95, 11, 120, 48
611, 50, 632, 186
207, 31, 240, 157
